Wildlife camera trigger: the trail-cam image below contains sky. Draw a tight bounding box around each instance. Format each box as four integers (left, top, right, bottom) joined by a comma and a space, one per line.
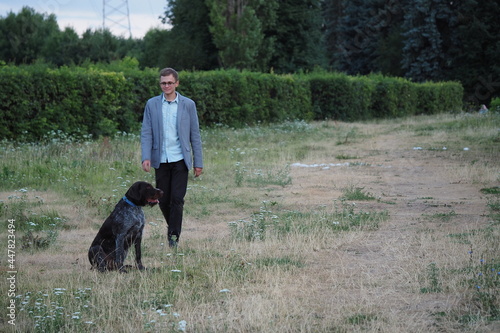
0, 0, 170, 38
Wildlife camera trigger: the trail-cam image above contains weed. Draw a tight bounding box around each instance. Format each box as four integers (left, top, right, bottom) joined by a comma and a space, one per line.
487, 197, 500, 212
246, 165, 292, 187
254, 257, 305, 270
234, 162, 245, 187
448, 231, 477, 244
424, 211, 457, 222
21, 230, 58, 250
17, 288, 94, 331
228, 202, 276, 241
336, 127, 359, 145
1, 190, 43, 226
420, 262, 442, 293
347, 313, 378, 326
331, 200, 386, 230
336, 154, 359, 160
0, 190, 66, 251
466, 252, 500, 320
341, 185, 376, 201
481, 187, 500, 195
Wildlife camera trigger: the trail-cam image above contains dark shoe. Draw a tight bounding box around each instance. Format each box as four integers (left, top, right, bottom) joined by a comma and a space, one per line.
168, 239, 178, 248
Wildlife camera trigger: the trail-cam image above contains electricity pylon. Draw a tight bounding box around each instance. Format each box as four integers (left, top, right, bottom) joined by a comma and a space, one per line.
102, 0, 132, 38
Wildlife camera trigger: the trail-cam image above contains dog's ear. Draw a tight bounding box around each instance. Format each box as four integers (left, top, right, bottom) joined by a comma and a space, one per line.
125, 182, 145, 204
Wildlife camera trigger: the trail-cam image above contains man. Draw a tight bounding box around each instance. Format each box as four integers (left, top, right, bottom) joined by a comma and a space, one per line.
141, 67, 203, 248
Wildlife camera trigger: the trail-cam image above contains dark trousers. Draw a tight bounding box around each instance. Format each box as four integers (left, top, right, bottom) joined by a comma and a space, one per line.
155, 160, 188, 242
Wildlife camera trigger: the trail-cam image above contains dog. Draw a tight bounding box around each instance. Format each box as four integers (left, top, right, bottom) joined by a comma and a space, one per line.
88, 181, 163, 272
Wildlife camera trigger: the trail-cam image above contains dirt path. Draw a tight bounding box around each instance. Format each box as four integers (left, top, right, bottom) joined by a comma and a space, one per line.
269, 129, 497, 331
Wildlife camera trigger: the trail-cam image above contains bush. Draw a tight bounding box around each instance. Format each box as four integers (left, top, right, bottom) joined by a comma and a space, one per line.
307, 72, 462, 121
490, 97, 500, 112
307, 72, 355, 120
180, 70, 311, 126
0, 65, 463, 141
416, 81, 463, 115
0, 65, 137, 141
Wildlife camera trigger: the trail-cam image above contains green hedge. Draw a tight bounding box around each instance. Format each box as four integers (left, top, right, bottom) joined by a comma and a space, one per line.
307, 72, 463, 121
178, 70, 311, 126
0, 65, 463, 141
0, 65, 139, 141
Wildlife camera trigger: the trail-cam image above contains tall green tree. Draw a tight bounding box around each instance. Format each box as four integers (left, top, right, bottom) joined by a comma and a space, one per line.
324, 0, 404, 76
0, 6, 60, 64
252, 1, 278, 72
207, 0, 265, 70
322, 0, 343, 69
79, 28, 120, 63
140, 28, 170, 68
158, 0, 219, 70
447, 0, 500, 104
267, 0, 327, 73
401, 0, 458, 81
332, 0, 378, 74
159, 0, 325, 73
372, 0, 405, 77
41, 27, 82, 66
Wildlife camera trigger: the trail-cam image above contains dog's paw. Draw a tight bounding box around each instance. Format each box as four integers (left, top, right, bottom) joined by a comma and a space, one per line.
97, 265, 107, 273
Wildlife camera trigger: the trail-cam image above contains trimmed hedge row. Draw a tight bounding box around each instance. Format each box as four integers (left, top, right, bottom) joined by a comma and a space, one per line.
0, 66, 463, 141
0, 66, 141, 141
179, 70, 312, 126
307, 72, 463, 121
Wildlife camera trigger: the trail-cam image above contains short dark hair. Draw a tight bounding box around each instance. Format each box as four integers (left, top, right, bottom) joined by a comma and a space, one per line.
159, 68, 179, 81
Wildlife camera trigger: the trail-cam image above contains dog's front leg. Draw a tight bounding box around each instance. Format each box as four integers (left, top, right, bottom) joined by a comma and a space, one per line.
134, 232, 145, 270
115, 234, 127, 273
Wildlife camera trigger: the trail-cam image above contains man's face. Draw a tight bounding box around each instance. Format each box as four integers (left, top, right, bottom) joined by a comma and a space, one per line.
159, 75, 179, 95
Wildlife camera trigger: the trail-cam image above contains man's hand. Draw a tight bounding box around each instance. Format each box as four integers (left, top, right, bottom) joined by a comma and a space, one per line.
142, 160, 151, 172
194, 167, 203, 178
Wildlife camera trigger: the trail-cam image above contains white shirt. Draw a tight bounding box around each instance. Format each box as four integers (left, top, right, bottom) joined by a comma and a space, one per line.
160, 93, 183, 163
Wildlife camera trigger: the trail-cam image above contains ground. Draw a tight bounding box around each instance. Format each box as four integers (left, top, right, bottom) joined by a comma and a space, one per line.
2, 118, 499, 332
262, 127, 499, 331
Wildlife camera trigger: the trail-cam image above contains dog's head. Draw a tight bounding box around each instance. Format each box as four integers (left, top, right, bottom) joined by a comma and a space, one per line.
125, 181, 163, 207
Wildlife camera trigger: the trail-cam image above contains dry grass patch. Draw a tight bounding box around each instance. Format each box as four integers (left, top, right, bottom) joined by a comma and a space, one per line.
1, 113, 499, 332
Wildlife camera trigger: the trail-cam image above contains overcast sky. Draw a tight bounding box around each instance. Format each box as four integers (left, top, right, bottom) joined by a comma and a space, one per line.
0, 0, 170, 38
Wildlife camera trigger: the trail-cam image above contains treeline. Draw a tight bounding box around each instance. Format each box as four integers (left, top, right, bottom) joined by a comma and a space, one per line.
1, 1, 498, 105
0, 64, 462, 141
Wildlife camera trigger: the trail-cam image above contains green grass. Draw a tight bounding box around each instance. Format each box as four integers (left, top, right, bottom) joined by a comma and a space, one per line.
420, 262, 443, 293
341, 185, 376, 201
336, 154, 359, 160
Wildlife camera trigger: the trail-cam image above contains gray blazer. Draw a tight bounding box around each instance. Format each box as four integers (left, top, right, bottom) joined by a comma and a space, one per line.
141, 93, 203, 170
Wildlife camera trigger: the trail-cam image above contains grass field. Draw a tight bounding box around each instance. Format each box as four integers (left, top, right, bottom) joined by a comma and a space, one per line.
1, 112, 499, 332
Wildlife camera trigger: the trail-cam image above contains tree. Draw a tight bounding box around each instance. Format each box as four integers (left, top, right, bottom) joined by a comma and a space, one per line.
401, 0, 458, 82
324, 0, 404, 76
0, 6, 60, 64
207, 0, 265, 70
322, 0, 343, 69
268, 0, 327, 73
332, 0, 378, 74
447, 0, 500, 104
41, 27, 82, 66
158, 0, 219, 70
159, 0, 325, 73
80, 28, 120, 63
140, 28, 171, 68
372, 0, 405, 77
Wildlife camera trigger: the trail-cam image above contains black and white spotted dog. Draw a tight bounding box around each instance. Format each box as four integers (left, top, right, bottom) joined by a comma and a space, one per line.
88, 181, 163, 272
